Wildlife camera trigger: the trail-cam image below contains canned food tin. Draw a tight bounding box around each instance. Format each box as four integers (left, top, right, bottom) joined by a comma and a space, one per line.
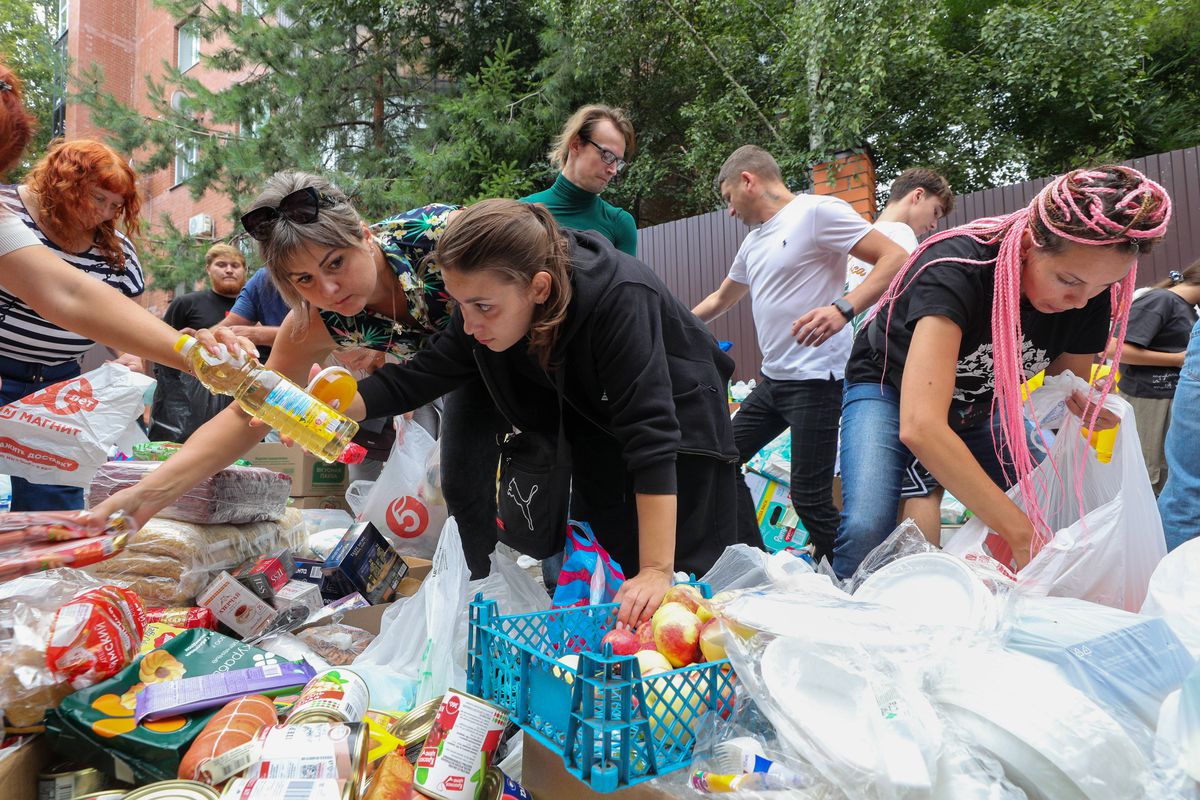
250, 722, 366, 793
219, 778, 346, 799
39, 764, 106, 800
413, 689, 510, 800
122, 780, 220, 800
286, 668, 369, 725
393, 698, 439, 762
481, 767, 533, 800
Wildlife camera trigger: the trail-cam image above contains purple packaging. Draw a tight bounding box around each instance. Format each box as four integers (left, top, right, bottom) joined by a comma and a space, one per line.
133, 661, 316, 723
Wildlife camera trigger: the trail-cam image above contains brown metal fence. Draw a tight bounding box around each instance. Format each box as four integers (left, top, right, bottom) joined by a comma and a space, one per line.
637, 145, 1200, 382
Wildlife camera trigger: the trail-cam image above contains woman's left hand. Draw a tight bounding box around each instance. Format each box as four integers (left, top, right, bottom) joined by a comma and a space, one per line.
1066, 390, 1120, 430
614, 567, 673, 628
193, 326, 260, 363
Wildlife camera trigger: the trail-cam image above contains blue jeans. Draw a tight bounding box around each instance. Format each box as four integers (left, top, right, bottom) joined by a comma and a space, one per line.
1158, 318, 1200, 551
0, 355, 86, 511
833, 382, 1017, 579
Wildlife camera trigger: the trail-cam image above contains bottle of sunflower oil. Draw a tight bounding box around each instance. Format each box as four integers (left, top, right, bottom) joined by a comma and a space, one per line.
174, 334, 359, 463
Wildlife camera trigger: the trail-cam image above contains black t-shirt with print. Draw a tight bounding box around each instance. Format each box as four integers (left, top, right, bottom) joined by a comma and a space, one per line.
845, 235, 1112, 430
1120, 288, 1198, 398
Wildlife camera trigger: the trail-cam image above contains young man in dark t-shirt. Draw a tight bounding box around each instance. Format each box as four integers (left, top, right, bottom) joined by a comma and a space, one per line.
148, 244, 247, 441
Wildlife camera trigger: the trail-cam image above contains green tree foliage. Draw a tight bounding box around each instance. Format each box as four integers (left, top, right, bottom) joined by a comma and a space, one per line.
0, 0, 59, 178
70, 0, 1200, 284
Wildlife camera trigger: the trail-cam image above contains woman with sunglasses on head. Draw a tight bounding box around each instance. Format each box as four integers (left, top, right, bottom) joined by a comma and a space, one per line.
331, 199, 741, 626
0, 64, 246, 510
86, 172, 461, 525
833, 165, 1171, 579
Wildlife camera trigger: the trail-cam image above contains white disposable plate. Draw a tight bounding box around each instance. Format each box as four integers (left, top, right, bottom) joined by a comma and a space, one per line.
935, 650, 1147, 800
855, 553, 994, 629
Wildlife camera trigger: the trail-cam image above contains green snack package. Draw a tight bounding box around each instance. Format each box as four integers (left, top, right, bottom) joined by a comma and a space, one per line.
45, 628, 282, 784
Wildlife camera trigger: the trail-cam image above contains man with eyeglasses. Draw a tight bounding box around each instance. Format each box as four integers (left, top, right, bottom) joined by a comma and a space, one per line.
520, 104, 638, 256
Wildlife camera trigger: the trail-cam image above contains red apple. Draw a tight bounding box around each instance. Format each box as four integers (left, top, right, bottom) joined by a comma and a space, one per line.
652, 602, 702, 668
660, 584, 703, 614
634, 620, 658, 652
600, 628, 639, 656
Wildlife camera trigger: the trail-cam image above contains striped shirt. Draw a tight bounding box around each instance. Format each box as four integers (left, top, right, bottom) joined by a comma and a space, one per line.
0, 185, 145, 365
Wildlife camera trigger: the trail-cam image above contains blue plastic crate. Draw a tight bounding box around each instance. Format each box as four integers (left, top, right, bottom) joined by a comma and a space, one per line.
467, 584, 734, 793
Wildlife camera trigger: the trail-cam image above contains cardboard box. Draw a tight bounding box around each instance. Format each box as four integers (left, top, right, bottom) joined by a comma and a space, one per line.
521, 733, 674, 800
0, 736, 53, 800
292, 557, 325, 587
197, 571, 277, 639
231, 549, 296, 600
296, 557, 432, 635
289, 495, 351, 511
271, 580, 324, 617
744, 470, 808, 552
321, 521, 410, 604
244, 442, 348, 496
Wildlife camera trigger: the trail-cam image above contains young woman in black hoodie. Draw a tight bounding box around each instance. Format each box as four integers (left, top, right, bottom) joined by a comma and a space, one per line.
347, 198, 748, 624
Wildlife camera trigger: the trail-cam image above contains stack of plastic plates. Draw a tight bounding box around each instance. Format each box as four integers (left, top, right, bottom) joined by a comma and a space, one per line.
855, 553, 996, 630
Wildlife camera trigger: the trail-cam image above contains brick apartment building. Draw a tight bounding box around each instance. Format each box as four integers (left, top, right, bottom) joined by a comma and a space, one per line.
53, 0, 246, 311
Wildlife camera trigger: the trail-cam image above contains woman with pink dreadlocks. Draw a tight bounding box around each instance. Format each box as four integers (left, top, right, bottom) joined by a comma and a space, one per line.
833, 165, 1172, 579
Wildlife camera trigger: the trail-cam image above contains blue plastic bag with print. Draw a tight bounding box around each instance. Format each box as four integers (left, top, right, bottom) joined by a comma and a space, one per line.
551, 521, 626, 609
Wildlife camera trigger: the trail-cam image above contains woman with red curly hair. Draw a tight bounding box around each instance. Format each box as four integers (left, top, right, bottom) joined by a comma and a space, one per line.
0, 62, 250, 512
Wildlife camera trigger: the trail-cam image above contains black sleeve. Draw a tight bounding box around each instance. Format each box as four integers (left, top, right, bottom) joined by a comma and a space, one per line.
1067, 288, 1114, 354
1123, 291, 1169, 349
356, 310, 479, 417
902, 256, 986, 335
589, 284, 680, 494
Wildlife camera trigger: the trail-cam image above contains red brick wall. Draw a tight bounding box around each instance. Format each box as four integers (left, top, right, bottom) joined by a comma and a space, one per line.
811, 150, 877, 221
65, 0, 246, 265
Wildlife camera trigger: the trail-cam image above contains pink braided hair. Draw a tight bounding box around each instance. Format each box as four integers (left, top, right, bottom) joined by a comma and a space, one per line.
868, 165, 1172, 549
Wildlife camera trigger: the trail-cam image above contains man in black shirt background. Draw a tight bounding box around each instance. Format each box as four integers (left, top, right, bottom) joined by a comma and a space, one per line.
148, 244, 247, 441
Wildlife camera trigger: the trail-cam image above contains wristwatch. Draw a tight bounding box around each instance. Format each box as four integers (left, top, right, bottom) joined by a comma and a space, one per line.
832, 297, 855, 321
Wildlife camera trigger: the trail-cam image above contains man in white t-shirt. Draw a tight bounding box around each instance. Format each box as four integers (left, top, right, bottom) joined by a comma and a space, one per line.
693, 145, 908, 562
845, 168, 953, 336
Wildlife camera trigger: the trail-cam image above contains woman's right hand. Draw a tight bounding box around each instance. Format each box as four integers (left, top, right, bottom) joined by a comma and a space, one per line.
999, 518, 1039, 571
192, 326, 260, 362
84, 484, 168, 534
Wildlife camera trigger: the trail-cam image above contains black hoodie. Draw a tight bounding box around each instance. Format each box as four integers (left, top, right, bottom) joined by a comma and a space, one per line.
356, 230, 738, 495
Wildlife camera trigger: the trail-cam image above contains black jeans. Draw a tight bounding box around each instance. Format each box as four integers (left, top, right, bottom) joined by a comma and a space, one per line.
733, 376, 843, 562
440, 379, 509, 579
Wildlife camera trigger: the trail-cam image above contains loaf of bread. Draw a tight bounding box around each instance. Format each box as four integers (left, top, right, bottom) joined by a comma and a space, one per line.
87, 508, 307, 606
89, 462, 292, 524
296, 624, 375, 665
178, 694, 278, 782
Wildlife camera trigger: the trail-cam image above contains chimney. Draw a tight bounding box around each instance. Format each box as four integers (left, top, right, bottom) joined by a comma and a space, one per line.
810, 148, 877, 222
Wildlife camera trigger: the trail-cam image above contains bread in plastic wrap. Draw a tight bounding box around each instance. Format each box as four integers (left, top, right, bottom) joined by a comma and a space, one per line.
88, 462, 292, 525
295, 624, 375, 665
86, 508, 307, 606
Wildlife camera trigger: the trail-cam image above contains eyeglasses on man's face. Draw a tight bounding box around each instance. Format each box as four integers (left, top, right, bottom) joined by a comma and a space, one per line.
580, 135, 627, 174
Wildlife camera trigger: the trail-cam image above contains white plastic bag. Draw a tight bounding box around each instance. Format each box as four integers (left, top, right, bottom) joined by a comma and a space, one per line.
1142, 538, 1200, 658
0, 363, 153, 487
944, 372, 1166, 611
354, 516, 469, 707
345, 417, 447, 559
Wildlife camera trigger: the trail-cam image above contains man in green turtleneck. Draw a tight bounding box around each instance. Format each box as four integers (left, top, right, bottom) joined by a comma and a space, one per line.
520, 104, 638, 256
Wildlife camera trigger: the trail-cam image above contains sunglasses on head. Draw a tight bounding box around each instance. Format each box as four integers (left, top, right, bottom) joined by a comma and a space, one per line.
240, 187, 334, 241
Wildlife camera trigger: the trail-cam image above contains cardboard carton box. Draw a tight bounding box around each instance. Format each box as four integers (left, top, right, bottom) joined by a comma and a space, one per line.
244, 442, 348, 496
321, 521, 410, 604
289, 495, 351, 511
0, 737, 54, 800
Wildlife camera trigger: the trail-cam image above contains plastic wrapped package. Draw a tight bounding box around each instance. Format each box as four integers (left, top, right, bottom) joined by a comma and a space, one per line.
1005, 595, 1194, 735
256, 633, 331, 671
85, 507, 307, 606
88, 462, 292, 525
0, 568, 143, 727
844, 520, 939, 595
700, 544, 772, 593
1142, 537, 1200, 658
932, 647, 1148, 800
296, 624, 375, 665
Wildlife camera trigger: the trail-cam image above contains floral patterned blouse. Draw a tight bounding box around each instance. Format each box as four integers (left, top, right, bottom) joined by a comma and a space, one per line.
319, 203, 457, 362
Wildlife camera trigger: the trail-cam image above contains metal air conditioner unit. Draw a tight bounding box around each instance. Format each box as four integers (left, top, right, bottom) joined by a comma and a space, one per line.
187, 213, 214, 238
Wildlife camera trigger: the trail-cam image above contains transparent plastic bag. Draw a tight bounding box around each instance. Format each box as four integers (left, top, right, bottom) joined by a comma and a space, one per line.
845, 520, 937, 595
468, 544, 550, 619
945, 373, 1165, 611
85, 507, 307, 606
88, 462, 291, 525
354, 516, 468, 708
346, 417, 446, 560
700, 544, 772, 593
